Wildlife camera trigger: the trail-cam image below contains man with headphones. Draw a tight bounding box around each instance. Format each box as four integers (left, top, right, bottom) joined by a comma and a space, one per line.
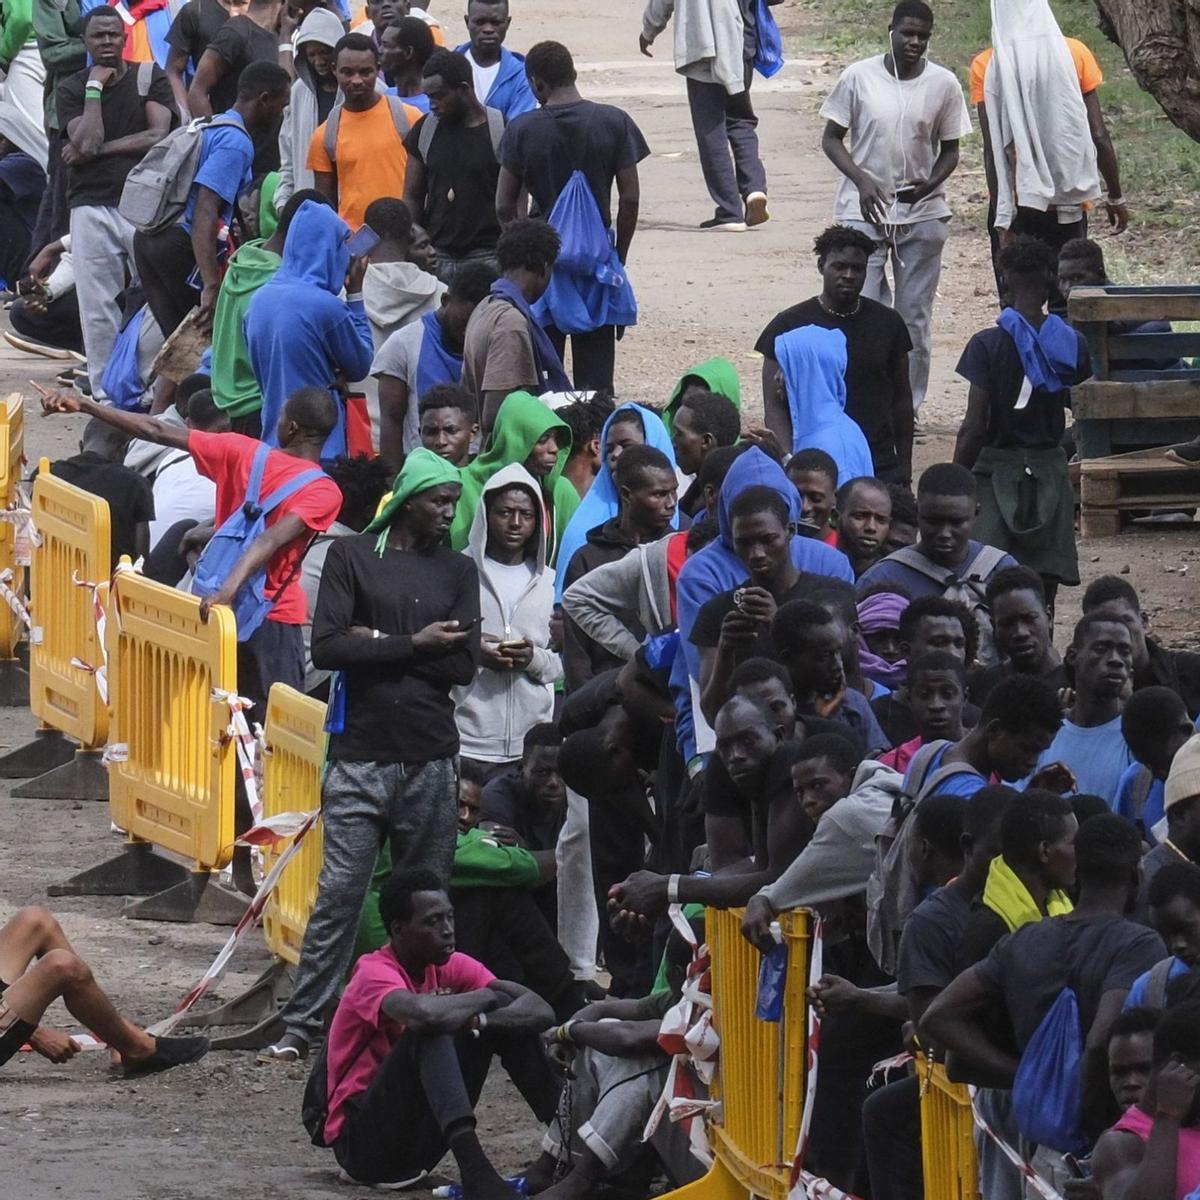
819, 0, 971, 417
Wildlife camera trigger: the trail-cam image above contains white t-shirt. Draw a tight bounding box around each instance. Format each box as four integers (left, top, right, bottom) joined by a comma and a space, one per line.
148, 453, 217, 551
466, 49, 502, 107
483, 557, 535, 628
370, 320, 425, 453
820, 55, 973, 224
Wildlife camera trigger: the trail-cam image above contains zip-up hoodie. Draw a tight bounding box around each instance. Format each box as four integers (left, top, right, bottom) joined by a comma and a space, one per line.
211, 240, 282, 418
453, 463, 562, 761
275, 8, 344, 210
244, 200, 374, 458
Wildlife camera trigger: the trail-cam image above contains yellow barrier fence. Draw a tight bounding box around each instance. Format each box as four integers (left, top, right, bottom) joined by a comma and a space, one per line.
0, 456, 111, 798
0, 393, 28, 703
665, 906, 812, 1200
50, 563, 246, 925
921, 1062, 980, 1200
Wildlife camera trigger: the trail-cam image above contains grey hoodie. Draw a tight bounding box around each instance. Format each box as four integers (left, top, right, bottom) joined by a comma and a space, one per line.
452, 462, 563, 761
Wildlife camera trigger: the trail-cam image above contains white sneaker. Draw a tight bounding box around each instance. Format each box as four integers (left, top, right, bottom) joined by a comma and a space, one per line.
337, 1167, 429, 1190
699, 216, 747, 232
745, 191, 769, 226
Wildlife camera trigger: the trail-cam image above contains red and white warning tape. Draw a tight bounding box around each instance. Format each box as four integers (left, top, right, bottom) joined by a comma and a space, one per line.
0, 567, 31, 629
147, 809, 319, 1037
212, 688, 262, 826
966, 1086, 1065, 1200
70, 570, 109, 704
790, 913, 824, 1181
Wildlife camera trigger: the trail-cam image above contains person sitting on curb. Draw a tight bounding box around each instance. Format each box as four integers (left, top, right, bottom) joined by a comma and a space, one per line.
0, 906, 208, 1076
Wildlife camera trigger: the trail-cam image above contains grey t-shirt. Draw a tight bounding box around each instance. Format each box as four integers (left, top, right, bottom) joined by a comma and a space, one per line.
897, 882, 973, 996
975, 914, 1166, 1050
370, 320, 424, 453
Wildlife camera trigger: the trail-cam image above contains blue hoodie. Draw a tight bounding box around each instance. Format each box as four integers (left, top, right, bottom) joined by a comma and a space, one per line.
553, 402, 678, 602
456, 44, 536, 120
243, 201, 374, 458
676, 447, 854, 687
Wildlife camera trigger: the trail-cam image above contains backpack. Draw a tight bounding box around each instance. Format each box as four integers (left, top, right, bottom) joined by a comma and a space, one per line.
1145, 955, 1177, 1009
1012, 948, 1087, 1153
865, 740, 983, 974
323, 95, 412, 164
887, 543, 1009, 667
544, 169, 614, 277
119, 113, 252, 234
417, 105, 504, 161
301, 1030, 375, 1147
190, 443, 325, 642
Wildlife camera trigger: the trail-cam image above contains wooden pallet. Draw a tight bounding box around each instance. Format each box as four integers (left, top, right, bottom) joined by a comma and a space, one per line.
1079, 447, 1200, 537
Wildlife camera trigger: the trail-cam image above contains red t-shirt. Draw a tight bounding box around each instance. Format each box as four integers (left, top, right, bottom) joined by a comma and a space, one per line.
323, 946, 495, 1142
187, 431, 341, 625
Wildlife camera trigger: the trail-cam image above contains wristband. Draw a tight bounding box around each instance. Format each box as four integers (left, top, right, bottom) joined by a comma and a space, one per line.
278, 42, 293, 52
667, 874, 681, 904
86, 77, 105, 91
85, 85, 104, 99
556, 1020, 577, 1043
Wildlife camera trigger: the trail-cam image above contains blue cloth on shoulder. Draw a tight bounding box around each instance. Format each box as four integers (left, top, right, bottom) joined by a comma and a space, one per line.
996, 308, 1080, 394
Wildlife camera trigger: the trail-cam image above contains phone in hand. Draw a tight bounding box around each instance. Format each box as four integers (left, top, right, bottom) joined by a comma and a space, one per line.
346, 223, 381, 259
895, 186, 919, 205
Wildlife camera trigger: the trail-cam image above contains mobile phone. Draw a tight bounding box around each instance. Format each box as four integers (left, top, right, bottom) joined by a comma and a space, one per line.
498, 639, 526, 651
896, 186, 919, 204
346, 223, 381, 259
457, 616, 482, 630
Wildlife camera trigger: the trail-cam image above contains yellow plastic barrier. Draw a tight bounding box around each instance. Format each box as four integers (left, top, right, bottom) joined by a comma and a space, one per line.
0, 456, 112, 797
921, 1062, 980, 1200
49, 563, 248, 923
664, 906, 812, 1200
0, 393, 26, 664
260, 683, 327, 967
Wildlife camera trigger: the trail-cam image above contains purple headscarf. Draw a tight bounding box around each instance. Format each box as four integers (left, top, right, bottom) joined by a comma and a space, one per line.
857, 591, 910, 689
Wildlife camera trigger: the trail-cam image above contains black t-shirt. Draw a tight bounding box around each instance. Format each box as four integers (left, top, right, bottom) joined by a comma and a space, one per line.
499, 98, 649, 229
955, 325, 1091, 450
403, 114, 501, 257
976, 914, 1165, 1051
49, 454, 155, 564
754, 297, 912, 473
870, 691, 981, 747
479, 771, 563, 853
206, 15, 280, 169
968, 659, 1069, 707
690, 573, 821, 662
896, 882, 973, 997
166, 0, 230, 69
57, 65, 177, 208
702, 740, 809, 858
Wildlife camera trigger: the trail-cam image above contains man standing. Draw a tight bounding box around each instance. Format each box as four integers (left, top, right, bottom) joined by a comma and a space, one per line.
497, 40, 648, 392
308, 34, 424, 229
403, 49, 503, 281
456, 0, 535, 122
262, 448, 482, 1063
58, 7, 175, 403
639, 0, 770, 232
133, 60, 291, 337
757, 225, 914, 484
820, 0, 971, 413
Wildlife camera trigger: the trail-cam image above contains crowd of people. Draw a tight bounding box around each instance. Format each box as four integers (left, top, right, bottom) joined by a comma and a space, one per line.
4, 0, 1200, 1196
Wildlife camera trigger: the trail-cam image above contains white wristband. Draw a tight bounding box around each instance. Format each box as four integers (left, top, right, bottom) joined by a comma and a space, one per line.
667, 874, 681, 904
278, 42, 293, 52
477, 1011, 487, 1030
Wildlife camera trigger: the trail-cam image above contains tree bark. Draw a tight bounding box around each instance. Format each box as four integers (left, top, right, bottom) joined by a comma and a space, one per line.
1092, 0, 1200, 143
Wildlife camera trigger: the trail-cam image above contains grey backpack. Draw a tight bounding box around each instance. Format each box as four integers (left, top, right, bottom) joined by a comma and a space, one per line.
417, 105, 505, 160
323, 94, 414, 163
119, 113, 251, 234
865, 740, 983, 975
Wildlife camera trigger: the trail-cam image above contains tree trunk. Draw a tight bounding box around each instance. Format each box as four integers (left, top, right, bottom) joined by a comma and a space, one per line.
1092, 0, 1200, 143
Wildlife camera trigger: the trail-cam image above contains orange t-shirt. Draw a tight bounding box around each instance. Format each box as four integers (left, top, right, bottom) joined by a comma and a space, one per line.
307, 98, 422, 230
969, 37, 1103, 105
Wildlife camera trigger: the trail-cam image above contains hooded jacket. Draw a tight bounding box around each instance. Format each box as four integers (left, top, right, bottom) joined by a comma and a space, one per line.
663, 354, 742, 433
641, 0, 746, 94
452, 462, 562, 761
211, 243, 281, 417
362, 260, 447, 349
454, 44, 536, 120
554, 402, 678, 602
275, 8, 343, 210
450, 390, 579, 562
244, 200, 374, 458
675, 447, 854, 745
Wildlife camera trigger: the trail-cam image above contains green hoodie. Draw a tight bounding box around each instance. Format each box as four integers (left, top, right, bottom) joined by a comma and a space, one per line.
365, 447, 463, 554
450, 391, 579, 564
663, 356, 743, 433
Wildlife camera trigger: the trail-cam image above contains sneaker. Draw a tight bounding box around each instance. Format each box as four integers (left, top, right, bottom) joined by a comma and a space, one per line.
122, 1034, 210, 1077
337, 1167, 429, 1191
745, 191, 769, 227
699, 216, 747, 232
3, 329, 84, 361
53, 367, 76, 388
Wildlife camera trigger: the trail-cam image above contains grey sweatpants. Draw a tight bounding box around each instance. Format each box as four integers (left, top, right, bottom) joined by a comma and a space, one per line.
845, 216, 950, 411
281, 756, 458, 1044
69, 204, 139, 401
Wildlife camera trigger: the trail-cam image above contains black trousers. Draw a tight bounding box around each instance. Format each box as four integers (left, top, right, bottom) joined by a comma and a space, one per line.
9, 291, 83, 354
548, 324, 616, 392
133, 224, 199, 337
28, 130, 70, 262
862, 1074, 923, 1200
334, 1029, 562, 1185
143, 518, 197, 588
451, 886, 586, 1022
987, 198, 1086, 312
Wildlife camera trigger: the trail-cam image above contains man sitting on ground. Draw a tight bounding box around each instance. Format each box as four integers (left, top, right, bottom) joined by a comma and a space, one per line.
317, 868, 560, 1193
0, 906, 208, 1076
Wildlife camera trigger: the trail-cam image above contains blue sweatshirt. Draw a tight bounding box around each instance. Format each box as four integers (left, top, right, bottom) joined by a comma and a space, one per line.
243, 200, 374, 458
456, 44, 536, 120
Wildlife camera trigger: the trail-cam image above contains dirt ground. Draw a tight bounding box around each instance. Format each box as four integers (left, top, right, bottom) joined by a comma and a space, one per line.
3, 1, 1200, 1197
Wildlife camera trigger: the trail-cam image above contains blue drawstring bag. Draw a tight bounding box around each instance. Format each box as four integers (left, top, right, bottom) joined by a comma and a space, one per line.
545, 169, 614, 276
101, 305, 152, 411
1011, 986, 1087, 1153
753, 0, 785, 79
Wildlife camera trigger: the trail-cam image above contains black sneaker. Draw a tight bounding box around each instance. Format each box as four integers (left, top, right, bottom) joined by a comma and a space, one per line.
699, 216, 747, 232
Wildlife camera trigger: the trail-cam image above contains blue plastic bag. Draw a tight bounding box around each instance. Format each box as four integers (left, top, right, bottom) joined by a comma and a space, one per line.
1011, 987, 1086, 1153
754, 925, 787, 1022
100, 305, 151, 411
753, 0, 785, 79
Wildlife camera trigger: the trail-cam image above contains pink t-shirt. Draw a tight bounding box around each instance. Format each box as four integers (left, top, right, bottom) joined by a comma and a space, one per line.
323, 946, 495, 1142
1111, 1105, 1200, 1200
